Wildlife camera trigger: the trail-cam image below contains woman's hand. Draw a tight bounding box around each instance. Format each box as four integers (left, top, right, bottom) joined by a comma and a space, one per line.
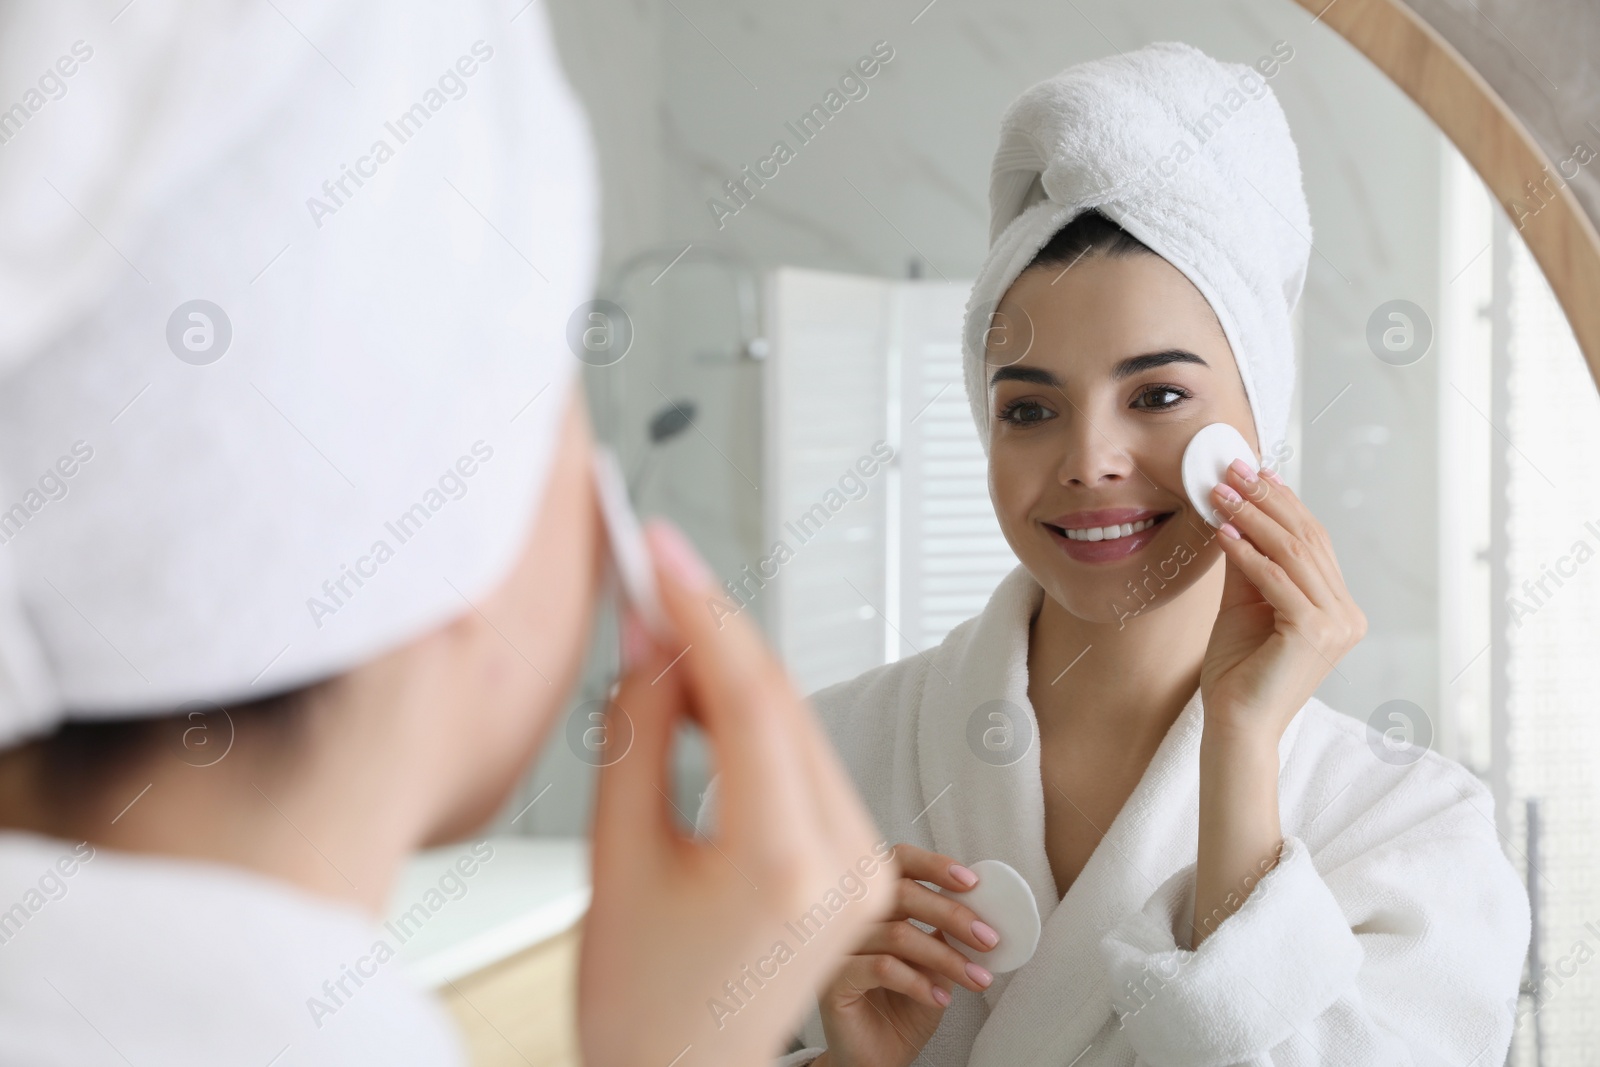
579, 521, 898, 1067
1190, 457, 1366, 947
814, 844, 998, 1067
1200, 458, 1367, 742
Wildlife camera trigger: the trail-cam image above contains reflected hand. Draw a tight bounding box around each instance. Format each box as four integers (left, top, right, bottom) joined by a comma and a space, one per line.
815, 844, 997, 1067
1201, 459, 1367, 742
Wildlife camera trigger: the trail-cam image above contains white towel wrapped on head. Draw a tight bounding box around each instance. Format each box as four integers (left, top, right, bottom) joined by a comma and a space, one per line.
962, 41, 1309, 459
0, 0, 598, 745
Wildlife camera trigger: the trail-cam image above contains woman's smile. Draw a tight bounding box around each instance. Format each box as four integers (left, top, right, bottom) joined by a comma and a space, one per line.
1041, 507, 1177, 564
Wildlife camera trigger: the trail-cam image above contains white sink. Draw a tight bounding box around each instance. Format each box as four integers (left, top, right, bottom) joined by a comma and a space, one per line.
385, 836, 590, 988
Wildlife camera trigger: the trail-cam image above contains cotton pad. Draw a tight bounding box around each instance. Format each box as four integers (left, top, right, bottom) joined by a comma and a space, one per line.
591, 445, 672, 643
940, 859, 1041, 974
1181, 422, 1259, 528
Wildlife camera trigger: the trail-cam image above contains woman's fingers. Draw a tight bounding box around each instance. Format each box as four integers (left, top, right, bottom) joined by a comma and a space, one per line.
1230, 462, 1347, 597
650, 527, 882, 858
1212, 475, 1337, 614
1212, 513, 1321, 631
642, 521, 895, 924
1260, 466, 1344, 578
831, 952, 955, 1010
892, 878, 998, 955
856, 918, 995, 992
590, 619, 683, 869
1215, 514, 1365, 667
643, 522, 822, 865
585, 517, 899, 1067
887, 843, 980, 892
881, 844, 996, 951
1214, 463, 1366, 655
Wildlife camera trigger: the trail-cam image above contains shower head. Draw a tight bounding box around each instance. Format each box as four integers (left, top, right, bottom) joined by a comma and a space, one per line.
648, 400, 697, 444
629, 399, 699, 499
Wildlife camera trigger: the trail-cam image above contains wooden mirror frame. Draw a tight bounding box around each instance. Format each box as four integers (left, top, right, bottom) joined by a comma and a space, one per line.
1293, 0, 1600, 389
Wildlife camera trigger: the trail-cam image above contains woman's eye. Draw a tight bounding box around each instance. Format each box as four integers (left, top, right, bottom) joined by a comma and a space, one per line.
1132, 385, 1191, 411
998, 400, 1054, 425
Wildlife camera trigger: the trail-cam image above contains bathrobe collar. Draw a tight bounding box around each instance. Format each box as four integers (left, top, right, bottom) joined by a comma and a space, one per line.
914, 563, 1305, 1066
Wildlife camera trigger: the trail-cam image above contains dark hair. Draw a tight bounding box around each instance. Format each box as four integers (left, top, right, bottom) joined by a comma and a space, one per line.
11, 681, 324, 823
1023, 207, 1154, 272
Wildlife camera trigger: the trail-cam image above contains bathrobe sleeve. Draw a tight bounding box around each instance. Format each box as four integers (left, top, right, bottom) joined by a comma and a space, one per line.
1097, 754, 1530, 1067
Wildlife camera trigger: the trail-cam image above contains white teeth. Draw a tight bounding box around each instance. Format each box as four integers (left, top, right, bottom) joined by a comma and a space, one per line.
1060, 517, 1157, 542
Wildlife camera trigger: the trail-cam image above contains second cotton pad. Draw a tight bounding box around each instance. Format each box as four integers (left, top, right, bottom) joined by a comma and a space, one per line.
1181, 422, 1258, 528
940, 859, 1041, 974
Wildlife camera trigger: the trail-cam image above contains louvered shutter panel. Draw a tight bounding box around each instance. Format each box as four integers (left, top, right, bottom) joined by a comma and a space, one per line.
762, 270, 1016, 693
761, 267, 894, 695
893, 283, 1019, 653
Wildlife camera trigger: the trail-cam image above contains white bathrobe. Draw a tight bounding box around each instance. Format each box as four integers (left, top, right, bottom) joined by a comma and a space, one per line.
0, 831, 464, 1065
698, 564, 1530, 1066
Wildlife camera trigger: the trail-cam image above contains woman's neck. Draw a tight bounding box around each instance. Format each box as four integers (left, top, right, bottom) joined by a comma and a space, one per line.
0, 697, 437, 916
1026, 558, 1224, 748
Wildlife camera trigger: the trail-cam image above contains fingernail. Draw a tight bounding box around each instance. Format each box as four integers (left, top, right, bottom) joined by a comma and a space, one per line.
949, 863, 978, 887
972, 921, 999, 948
1229, 458, 1258, 484
1214, 482, 1242, 505
620, 609, 650, 669
1262, 465, 1285, 486
645, 519, 712, 589
932, 986, 952, 1006
1220, 522, 1241, 540
965, 962, 993, 988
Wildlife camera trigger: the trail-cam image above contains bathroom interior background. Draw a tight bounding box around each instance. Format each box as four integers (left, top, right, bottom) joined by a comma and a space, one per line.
485, 1, 1595, 1059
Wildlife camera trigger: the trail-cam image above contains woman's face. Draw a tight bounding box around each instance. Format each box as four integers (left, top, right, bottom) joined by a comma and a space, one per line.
985, 251, 1258, 626
415, 383, 604, 844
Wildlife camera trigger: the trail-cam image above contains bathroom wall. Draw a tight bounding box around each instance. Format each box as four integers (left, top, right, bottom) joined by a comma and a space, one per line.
516, 0, 1449, 836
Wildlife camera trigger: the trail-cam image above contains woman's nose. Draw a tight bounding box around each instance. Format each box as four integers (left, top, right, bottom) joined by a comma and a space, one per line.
1054, 413, 1137, 487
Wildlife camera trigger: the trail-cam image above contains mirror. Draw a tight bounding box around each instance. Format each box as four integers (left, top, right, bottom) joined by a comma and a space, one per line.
4, 1, 1591, 1062
477, 0, 1596, 1062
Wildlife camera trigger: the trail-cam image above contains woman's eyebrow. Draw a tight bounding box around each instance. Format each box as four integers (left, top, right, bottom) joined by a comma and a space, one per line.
988, 365, 1059, 388
989, 349, 1209, 388
1110, 349, 1210, 380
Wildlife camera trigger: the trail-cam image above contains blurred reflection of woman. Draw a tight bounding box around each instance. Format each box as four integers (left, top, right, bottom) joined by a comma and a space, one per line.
0, 3, 894, 1064
700, 42, 1530, 1067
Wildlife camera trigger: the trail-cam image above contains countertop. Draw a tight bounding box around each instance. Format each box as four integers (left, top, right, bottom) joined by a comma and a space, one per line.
385, 836, 590, 988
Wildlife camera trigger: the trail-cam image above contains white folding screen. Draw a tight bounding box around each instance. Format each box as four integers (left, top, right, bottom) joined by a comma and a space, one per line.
761, 267, 1017, 697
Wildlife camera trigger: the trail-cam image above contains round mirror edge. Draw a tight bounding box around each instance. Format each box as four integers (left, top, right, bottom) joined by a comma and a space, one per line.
1291, 0, 1600, 394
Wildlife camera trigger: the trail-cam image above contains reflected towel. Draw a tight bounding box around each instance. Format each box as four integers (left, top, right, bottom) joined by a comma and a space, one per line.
962, 41, 1309, 460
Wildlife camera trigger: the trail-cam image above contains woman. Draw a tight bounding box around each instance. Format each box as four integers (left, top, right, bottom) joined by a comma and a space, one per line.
701, 42, 1531, 1067
0, 2, 893, 1064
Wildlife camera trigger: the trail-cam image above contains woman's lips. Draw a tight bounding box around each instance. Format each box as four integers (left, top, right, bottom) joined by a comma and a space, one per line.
1043, 512, 1175, 564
